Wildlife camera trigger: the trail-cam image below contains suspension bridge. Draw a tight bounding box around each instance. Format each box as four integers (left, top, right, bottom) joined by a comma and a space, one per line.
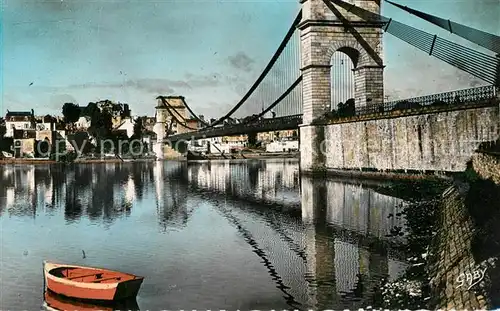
156, 0, 500, 173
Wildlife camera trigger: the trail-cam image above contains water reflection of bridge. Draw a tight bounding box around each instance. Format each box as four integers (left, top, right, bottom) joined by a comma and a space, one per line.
0, 161, 409, 309
171, 160, 408, 309
181, 160, 406, 242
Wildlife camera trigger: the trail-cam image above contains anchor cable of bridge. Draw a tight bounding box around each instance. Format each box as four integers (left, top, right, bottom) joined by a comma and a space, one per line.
165, 95, 210, 127
328, 0, 500, 86
192, 10, 302, 129
384, 0, 500, 55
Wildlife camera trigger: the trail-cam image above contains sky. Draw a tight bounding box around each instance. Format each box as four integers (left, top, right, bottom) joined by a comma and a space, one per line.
0, 0, 499, 119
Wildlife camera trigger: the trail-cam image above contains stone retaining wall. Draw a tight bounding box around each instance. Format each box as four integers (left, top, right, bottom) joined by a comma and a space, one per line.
320, 105, 499, 173
429, 186, 488, 309
472, 152, 500, 184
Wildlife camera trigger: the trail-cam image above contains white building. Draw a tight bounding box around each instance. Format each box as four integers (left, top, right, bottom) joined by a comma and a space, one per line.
114, 118, 135, 138
75, 116, 91, 130
188, 137, 246, 154
265, 137, 299, 153
4, 110, 35, 137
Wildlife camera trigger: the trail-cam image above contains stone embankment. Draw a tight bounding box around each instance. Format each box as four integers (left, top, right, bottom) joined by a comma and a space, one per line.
428, 185, 489, 310
472, 151, 500, 184
428, 151, 500, 309
374, 151, 500, 309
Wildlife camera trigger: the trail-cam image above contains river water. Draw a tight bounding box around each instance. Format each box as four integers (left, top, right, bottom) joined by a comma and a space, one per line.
0, 159, 409, 310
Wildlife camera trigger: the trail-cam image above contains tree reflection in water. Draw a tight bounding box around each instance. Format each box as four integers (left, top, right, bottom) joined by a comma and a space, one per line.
0, 162, 192, 231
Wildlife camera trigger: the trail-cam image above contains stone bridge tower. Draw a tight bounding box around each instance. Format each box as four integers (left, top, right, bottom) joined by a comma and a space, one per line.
299, 0, 384, 172
153, 99, 169, 160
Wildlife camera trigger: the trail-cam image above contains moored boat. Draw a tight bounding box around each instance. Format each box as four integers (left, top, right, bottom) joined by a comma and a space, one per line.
43, 261, 144, 301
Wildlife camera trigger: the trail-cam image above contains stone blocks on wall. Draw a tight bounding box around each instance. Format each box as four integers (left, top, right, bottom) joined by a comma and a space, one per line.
322, 106, 500, 172
472, 152, 500, 184
300, 124, 326, 172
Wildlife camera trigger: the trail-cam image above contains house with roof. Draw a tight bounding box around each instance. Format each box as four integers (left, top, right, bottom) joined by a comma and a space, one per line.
12, 129, 36, 157
113, 117, 135, 138
4, 109, 35, 137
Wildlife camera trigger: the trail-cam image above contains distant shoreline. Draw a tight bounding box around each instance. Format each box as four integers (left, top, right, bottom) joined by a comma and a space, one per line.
0, 158, 58, 165
0, 157, 157, 165
0, 152, 299, 165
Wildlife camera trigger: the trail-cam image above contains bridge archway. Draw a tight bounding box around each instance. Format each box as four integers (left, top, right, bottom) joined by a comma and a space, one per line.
330, 48, 357, 111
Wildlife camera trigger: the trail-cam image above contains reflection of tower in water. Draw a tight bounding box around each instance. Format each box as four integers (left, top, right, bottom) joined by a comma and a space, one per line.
153, 161, 192, 231
43, 174, 53, 208
5, 187, 15, 211
154, 161, 165, 211
124, 174, 136, 206
301, 177, 405, 309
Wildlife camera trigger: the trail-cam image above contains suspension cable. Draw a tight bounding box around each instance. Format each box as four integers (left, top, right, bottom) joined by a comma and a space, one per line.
328, 0, 499, 86
238, 76, 302, 125
385, 0, 500, 54
196, 10, 302, 129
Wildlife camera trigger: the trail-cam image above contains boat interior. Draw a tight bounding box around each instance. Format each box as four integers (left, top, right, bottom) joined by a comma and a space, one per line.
49, 267, 137, 283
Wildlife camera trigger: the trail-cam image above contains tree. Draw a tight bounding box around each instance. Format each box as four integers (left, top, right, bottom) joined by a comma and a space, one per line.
82, 102, 98, 117
131, 117, 143, 140
88, 109, 113, 141
247, 132, 257, 147
111, 103, 122, 117
0, 126, 6, 139
62, 102, 81, 126
0, 125, 11, 153
121, 104, 131, 118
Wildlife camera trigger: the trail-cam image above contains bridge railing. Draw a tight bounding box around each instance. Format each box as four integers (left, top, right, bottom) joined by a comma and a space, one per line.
170, 85, 497, 140
354, 85, 497, 115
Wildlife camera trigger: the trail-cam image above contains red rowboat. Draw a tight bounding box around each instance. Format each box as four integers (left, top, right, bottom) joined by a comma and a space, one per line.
43, 261, 144, 301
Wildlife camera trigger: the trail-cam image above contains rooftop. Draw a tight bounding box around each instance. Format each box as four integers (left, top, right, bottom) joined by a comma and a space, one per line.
6, 110, 34, 117
156, 95, 185, 100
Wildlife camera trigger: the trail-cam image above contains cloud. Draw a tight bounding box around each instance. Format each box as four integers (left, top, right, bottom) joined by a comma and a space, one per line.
35, 74, 226, 95
227, 52, 255, 71
48, 94, 80, 108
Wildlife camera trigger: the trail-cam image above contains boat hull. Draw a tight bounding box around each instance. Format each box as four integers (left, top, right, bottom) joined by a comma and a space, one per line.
43, 261, 144, 301
43, 290, 140, 311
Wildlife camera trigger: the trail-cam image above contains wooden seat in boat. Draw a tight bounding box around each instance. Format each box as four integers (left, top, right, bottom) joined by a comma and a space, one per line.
92, 276, 121, 283
67, 272, 103, 280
